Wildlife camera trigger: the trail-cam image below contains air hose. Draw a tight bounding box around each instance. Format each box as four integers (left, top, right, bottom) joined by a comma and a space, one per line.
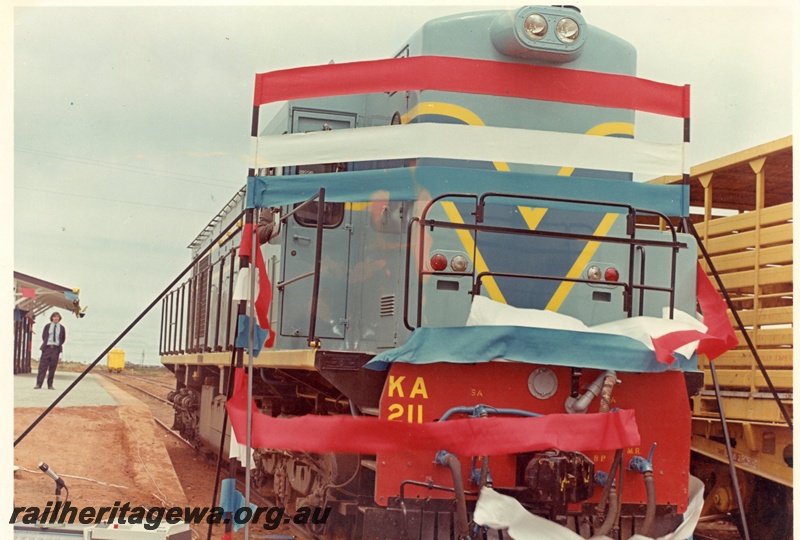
641, 470, 656, 536
629, 443, 658, 537
435, 450, 470, 540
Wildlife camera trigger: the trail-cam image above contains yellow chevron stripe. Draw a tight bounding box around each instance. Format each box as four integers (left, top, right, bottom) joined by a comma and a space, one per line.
402, 102, 510, 171
548, 122, 632, 309
405, 102, 546, 303
440, 201, 506, 303
519, 206, 547, 230
545, 213, 619, 312
404, 104, 630, 310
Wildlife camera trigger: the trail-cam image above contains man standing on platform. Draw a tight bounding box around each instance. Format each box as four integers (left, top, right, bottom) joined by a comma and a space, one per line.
35, 312, 66, 390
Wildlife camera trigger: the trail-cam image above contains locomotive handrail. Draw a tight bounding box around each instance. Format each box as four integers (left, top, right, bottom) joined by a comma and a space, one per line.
684, 218, 792, 431
479, 192, 684, 314
406, 191, 689, 330
424, 220, 687, 250
479, 192, 637, 222
479, 192, 683, 242
273, 190, 324, 293
276, 271, 315, 290
403, 216, 421, 332
279, 190, 323, 223
162, 188, 331, 355
414, 193, 479, 330
471, 271, 677, 316
636, 246, 647, 316
274, 188, 327, 348
472, 271, 632, 298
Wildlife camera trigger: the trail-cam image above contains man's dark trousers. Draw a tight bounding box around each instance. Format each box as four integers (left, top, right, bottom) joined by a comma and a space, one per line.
37, 347, 60, 388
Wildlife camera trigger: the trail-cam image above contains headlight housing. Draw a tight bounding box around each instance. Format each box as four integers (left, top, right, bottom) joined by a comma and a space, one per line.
490, 6, 587, 62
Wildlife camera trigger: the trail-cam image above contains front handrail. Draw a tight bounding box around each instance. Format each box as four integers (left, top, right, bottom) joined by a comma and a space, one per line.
404, 191, 688, 330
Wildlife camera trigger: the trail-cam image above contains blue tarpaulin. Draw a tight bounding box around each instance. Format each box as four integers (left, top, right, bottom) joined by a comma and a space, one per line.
246, 166, 690, 218
366, 325, 693, 373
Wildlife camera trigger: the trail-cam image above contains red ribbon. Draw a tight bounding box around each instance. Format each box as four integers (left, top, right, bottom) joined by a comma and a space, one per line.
226, 368, 640, 455
651, 263, 739, 364
238, 223, 275, 348
254, 55, 690, 118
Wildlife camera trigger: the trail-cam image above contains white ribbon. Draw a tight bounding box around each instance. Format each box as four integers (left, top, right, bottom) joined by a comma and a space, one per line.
257, 123, 688, 176
474, 476, 705, 540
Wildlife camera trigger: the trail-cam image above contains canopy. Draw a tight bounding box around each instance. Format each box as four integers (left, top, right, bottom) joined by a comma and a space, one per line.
14, 271, 85, 319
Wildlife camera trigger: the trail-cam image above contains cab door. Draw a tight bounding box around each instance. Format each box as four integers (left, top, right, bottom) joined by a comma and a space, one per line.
280, 109, 355, 341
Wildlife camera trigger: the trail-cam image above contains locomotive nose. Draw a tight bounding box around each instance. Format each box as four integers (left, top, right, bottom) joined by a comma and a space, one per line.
490, 5, 587, 62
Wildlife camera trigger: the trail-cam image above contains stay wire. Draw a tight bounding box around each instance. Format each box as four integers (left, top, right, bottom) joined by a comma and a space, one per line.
207, 324, 242, 540
14, 207, 248, 447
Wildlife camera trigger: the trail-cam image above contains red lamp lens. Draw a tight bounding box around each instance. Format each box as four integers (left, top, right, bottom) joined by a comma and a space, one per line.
430, 254, 448, 271
604, 267, 620, 282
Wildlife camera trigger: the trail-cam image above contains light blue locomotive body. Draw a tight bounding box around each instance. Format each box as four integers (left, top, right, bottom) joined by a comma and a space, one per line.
161, 7, 705, 539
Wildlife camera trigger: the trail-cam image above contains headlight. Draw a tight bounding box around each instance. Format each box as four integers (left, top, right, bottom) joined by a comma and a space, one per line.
556, 18, 580, 43
586, 265, 602, 281
523, 14, 548, 40
450, 255, 469, 272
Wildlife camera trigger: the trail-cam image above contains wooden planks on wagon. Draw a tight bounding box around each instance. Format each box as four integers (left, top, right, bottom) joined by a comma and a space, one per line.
692, 200, 793, 421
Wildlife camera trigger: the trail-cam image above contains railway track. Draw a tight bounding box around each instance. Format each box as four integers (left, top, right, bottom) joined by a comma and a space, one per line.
102, 372, 746, 540
118, 372, 175, 391
102, 372, 309, 539
102, 372, 173, 405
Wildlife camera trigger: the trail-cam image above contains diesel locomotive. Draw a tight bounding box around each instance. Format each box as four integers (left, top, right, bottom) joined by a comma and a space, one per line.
160, 6, 716, 538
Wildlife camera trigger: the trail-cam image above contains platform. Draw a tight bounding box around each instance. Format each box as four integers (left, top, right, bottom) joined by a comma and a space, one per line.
14, 371, 118, 408
13, 368, 190, 521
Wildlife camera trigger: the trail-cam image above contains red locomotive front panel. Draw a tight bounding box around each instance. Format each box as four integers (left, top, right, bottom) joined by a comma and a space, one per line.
374, 361, 691, 513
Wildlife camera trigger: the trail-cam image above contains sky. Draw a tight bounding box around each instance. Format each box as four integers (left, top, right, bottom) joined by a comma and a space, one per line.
3, 1, 796, 369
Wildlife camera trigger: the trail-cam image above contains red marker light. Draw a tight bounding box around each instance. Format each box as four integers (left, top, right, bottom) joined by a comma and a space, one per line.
605, 267, 620, 282
430, 254, 448, 271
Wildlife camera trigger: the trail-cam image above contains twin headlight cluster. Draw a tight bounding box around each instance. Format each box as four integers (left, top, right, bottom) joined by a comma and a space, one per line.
522, 13, 580, 43
491, 6, 587, 62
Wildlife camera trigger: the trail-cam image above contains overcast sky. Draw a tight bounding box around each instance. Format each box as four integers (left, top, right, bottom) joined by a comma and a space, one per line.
3, 1, 796, 373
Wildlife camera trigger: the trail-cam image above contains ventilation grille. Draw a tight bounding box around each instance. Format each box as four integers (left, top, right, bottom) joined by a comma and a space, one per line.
380, 295, 396, 317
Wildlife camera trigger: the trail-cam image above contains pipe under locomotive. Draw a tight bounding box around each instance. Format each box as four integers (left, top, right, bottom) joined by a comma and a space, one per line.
161, 6, 708, 539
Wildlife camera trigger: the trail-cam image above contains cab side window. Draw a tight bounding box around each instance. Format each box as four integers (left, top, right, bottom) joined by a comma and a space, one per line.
293, 162, 346, 228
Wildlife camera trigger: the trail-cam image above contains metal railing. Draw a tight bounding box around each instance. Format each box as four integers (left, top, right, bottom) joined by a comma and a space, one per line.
404, 192, 687, 331
160, 188, 329, 355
